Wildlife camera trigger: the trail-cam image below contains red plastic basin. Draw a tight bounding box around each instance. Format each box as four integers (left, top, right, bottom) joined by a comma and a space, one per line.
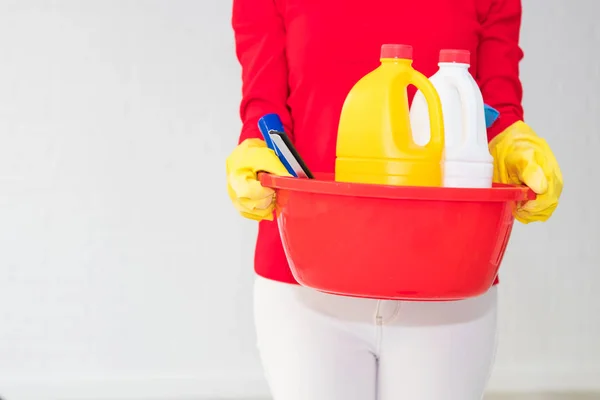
260, 173, 535, 301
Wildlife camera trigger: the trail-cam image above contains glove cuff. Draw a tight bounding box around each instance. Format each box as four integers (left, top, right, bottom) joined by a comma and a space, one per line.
239, 138, 269, 150
489, 121, 535, 149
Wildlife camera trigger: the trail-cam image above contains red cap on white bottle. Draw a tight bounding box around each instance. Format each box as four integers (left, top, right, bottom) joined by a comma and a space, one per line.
439, 49, 470, 65
380, 44, 413, 60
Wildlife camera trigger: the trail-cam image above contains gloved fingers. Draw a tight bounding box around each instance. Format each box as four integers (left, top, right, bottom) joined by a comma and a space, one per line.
520, 162, 548, 195
514, 176, 560, 223
505, 148, 549, 194
230, 193, 276, 221
237, 207, 275, 221
514, 199, 558, 223
237, 193, 275, 213
228, 171, 274, 201
229, 184, 276, 211
227, 178, 276, 218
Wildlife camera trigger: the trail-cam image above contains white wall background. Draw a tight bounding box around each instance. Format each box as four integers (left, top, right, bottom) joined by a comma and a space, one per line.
0, 1, 598, 399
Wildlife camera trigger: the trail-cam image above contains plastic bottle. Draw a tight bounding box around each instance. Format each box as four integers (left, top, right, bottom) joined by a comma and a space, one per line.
335, 44, 445, 187
410, 49, 494, 188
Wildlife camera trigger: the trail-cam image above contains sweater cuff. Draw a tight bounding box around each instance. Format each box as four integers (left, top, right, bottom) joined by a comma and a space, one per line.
238, 115, 265, 145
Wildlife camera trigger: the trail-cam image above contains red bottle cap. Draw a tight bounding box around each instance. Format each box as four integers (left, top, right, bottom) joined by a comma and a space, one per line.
380, 44, 413, 60
439, 49, 470, 65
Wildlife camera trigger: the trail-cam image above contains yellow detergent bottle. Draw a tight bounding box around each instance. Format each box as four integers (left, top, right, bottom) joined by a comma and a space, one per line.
335, 44, 445, 187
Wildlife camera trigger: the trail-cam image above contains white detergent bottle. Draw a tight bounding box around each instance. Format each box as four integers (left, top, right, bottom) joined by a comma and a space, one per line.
410, 49, 494, 188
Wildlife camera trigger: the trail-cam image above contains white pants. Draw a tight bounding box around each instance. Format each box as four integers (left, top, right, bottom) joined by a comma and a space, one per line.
253, 275, 498, 400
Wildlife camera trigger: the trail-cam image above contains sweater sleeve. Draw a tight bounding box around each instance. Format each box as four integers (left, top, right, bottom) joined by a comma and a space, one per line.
476, 0, 525, 141
232, 0, 292, 144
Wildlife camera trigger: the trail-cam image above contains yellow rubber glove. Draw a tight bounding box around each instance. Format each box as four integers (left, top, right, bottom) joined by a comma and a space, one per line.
489, 121, 563, 224
226, 138, 292, 221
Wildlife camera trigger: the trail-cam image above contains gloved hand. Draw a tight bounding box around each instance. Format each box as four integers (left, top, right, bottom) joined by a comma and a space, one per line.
226, 138, 291, 221
489, 121, 563, 224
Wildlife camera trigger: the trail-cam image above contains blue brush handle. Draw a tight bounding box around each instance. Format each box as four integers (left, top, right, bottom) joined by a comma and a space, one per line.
257, 113, 297, 177
484, 104, 500, 128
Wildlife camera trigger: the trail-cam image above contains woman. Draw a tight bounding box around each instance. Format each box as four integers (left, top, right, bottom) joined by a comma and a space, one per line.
226, 1, 563, 399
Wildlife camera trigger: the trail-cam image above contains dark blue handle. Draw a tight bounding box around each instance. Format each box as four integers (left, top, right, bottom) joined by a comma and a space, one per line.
257, 113, 297, 177
258, 113, 283, 151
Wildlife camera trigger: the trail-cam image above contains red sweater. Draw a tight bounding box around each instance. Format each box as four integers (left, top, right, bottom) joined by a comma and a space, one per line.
232, 0, 525, 284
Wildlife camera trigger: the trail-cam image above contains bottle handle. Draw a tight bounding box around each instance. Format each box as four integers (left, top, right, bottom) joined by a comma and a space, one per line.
445, 75, 479, 147
408, 70, 444, 150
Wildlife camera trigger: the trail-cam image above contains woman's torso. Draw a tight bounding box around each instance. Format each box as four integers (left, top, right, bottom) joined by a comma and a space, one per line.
255, 0, 495, 284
